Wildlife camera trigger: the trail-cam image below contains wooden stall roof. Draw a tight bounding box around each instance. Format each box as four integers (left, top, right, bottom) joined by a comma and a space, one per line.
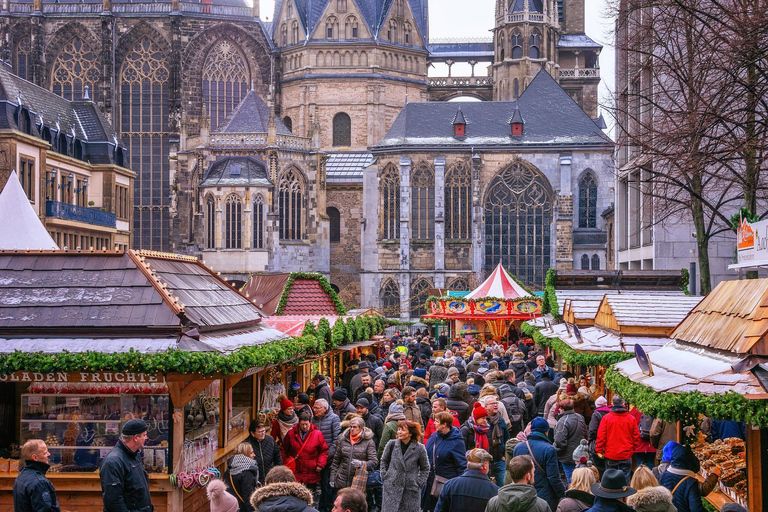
614, 340, 766, 396
346, 308, 384, 317
562, 298, 602, 326
594, 294, 703, 336
671, 278, 768, 354
240, 273, 290, 315
536, 321, 670, 354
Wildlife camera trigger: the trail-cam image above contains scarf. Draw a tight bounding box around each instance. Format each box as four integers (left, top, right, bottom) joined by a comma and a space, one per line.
350, 429, 362, 445
277, 411, 298, 439
229, 454, 255, 476
487, 413, 503, 448
472, 420, 490, 451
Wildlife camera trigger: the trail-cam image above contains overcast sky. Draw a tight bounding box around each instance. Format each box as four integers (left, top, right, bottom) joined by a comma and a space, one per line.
258, 0, 615, 119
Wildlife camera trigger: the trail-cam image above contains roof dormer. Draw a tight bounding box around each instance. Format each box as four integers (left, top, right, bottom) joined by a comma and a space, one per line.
508, 105, 524, 136
452, 108, 466, 137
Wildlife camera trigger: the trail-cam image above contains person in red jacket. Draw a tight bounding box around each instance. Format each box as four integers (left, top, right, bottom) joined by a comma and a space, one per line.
595, 395, 639, 485
424, 398, 460, 443
281, 411, 329, 502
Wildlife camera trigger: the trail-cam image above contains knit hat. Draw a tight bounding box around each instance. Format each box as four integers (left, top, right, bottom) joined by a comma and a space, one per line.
356, 398, 370, 409
447, 367, 459, 377
566, 383, 578, 394
595, 395, 608, 408
332, 389, 348, 401
374, 367, 386, 377
383, 362, 393, 371
531, 417, 549, 432
388, 403, 405, 415
122, 419, 148, 436
559, 378, 568, 390
280, 398, 294, 412
436, 383, 450, 396
472, 402, 488, 421
467, 384, 481, 397
414, 368, 427, 379
662, 441, 680, 463
207, 479, 239, 512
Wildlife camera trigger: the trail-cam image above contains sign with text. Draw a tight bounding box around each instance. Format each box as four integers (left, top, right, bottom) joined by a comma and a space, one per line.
737, 216, 768, 266
0, 371, 165, 384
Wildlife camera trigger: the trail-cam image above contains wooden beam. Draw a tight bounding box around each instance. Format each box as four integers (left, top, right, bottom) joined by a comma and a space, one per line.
747, 426, 763, 512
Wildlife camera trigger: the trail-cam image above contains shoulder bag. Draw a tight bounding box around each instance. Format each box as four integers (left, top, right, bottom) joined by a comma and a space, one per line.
525, 440, 546, 473
429, 437, 449, 497
284, 434, 308, 474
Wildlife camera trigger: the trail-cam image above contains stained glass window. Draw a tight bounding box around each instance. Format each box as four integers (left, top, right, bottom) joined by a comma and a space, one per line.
411, 164, 434, 240
253, 194, 265, 249
511, 31, 523, 59
484, 160, 553, 288
380, 164, 400, 240
120, 37, 171, 251
530, 30, 541, 59
578, 172, 597, 228
225, 194, 242, 249
205, 195, 216, 249
51, 37, 100, 102
202, 40, 250, 131
15, 36, 31, 81
279, 167, 304, 240
411, 279, 431, 318
333, 112, 351, 146
581, 254, 589, 269
449, 277, 469, 291
445, 161, 471, 239
381, 278, 400, 318
328, 206, 341, 242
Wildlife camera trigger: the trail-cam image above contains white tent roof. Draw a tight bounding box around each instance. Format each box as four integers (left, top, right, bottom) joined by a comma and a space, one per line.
0, 171, 58, 250
466, 263, 529, 299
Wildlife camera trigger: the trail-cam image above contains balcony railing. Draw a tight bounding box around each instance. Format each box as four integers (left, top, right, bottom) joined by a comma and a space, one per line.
19, 2, 252, 17
507, 12, 545, 22
559, 68, 600, 78
210, 133, 311, 151
46, 201, 116, 229
428, 76, 493, 87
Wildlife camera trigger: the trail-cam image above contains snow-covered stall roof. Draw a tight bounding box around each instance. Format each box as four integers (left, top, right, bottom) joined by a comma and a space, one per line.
535, 322, 671, 354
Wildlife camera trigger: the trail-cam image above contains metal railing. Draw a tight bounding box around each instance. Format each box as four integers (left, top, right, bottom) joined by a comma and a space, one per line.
46, 201, 116, 228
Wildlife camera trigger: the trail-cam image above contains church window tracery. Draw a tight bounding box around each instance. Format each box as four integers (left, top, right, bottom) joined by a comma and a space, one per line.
592, 254, 600, 270
326, 16, 339, 39
205, 195, 216, 249
445, 161, 471, 239
332, 112, 351, 146
225, 194, 242, 249
203, 40, 250, 131
530, 29, 541, 59
279, 167, 304, 240
448, 277, 470, 291
380, 163, 400, 240
578, 171, 597, 228
253, 193, 265, 249
51, 37, 100, 102
581, 254, 589, 269
120, 37, 170, 251
411, 278, 431, 317
381, 278, 400, 317
411, 164, 434, 240
511, 31, 523, 59
15, 36, 32, 82
345, 16, 359, 39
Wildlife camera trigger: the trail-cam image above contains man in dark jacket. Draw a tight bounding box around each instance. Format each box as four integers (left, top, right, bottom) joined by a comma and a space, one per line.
486, 454, 551, 512
13, 440, 59, 512
355, 398, 384, 446
434, 448, 498, 512
100, 419, 152, 512
331, 389, 356, 418
534, 372, 558, 417
553, 399, 588, 484
312, 399, 341, 512
512, 417, 565, 511
313, 374, 333, 405
247, 420, 283, 485
532, 355, 556, 383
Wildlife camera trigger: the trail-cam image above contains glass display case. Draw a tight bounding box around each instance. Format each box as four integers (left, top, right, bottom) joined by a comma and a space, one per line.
21, 391, 169, 473
228, 407, 250, 438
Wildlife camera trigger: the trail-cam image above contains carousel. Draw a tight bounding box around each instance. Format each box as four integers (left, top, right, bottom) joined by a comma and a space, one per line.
423, 263, 542, 342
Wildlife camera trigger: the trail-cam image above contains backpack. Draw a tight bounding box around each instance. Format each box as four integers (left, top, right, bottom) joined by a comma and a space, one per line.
503, 395, 526, 433
639, 414, 654, 440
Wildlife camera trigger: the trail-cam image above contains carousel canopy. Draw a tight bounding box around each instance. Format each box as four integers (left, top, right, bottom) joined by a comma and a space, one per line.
466, 263, 530, 299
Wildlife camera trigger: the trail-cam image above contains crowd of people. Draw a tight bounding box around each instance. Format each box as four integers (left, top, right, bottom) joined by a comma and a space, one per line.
12, 331, 749, 512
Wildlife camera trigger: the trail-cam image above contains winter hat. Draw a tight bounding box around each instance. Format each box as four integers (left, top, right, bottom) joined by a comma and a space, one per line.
595, 396, 608, 408
472, 402, 489, 421
389, 403, 404, 415
383, 362, 393, 371
531, 417, 549, 432
436, 383, 450, 396
122, 419, 148, 436
572, 439, 590, 463
207, 479, 239, 512
374, 367, 386, 378
721, 504, 748, 512
414, 368, 427, 379
356, 398, 370, 409
447, 367, 460, 377
566, 383, 578, 394
661, 441, 680, 463
419, 353, 428, 361
559, 378, 568, 391
332, 389, 348, 401
467, 384, 481, 397
280, 398, 294, 412
524, 373, 536, 386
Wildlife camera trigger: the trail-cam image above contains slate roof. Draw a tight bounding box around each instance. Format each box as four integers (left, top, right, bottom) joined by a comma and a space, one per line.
0, 250, 264, 334
374, 69, 613, 150
511, 0, 543, 13
426, 41, 494, 59
282, 278, 339, 315
39, 0, 249, 4
273, 0, 428, 45
558, 34, 603, 49
215, 89, 291, 135
0, 63, 125, 165
200, 156, 273, 188
326, 152, 374, 184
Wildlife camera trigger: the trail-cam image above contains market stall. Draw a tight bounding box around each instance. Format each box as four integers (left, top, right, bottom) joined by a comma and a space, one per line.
423, 263, 542, 343
608, 278, 768, 512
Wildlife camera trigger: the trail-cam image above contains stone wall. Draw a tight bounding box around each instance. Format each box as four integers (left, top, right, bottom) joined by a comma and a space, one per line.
327, 186, 362, 307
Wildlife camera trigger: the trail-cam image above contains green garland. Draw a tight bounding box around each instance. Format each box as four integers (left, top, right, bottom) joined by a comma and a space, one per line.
331, 318, 347, 348
542, 268, 559, 319
275, 272, 347, 316
302, 320, 317, 338
605, 367, 768, 427
521, 323, 634, 367
680, 268, 691, 296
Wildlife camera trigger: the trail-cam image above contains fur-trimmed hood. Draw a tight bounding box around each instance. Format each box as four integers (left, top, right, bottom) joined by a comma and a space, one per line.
250, 481, 313, 509
626, 486, 674, 511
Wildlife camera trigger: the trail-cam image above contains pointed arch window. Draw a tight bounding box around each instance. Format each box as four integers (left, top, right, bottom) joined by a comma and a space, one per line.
253, 193, 265, 249
345, 16, 359, 40
15, 36, 31, 81
283, 116, 293, 133
205, 195, 216, 249
287, 0, 293, 17
120, 37, 171, 251
396, 0, 405, 16
389, 20, 399, 43
411, 279, 432, 318
381, 279, 400, 318
225, 194, 243, 249
380, 164, 400, 240
498, 40, 505, 61
279, 168, 304, 240
51, 37, 100, 102
411, 165, 435, 240
592, 254, 600, 270
530, 30, 541, 59
445, 161, 471, 239
578, 172, 598, 228
202, 40, 250, 131
404, 22, 412, 45
281, 23, 288, 45
326, 16, 339, 40
581, 254, 590, 269
511, 31, 523, 59
449, 277, 470, 291
291, 21, 300, 44
332, 112, 351, 146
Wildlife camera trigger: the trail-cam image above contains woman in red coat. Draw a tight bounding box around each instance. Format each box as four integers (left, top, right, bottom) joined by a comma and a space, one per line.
281, 411, 329, 496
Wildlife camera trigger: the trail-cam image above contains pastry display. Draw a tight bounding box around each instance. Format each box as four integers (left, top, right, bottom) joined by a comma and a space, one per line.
692, 438, 748, 506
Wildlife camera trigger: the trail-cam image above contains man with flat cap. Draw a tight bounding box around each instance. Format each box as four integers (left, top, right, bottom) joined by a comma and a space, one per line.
100, 418, 153, 512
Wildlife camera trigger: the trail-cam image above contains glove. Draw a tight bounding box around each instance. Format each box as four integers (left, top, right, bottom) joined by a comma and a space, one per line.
352, 459, 364, 468
330, 481, 335, 488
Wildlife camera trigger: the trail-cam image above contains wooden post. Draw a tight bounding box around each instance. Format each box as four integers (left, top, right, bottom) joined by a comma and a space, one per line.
746, 425, 763, 512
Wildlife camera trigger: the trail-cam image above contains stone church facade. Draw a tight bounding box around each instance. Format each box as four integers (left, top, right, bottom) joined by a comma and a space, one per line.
2, 0, 610, 312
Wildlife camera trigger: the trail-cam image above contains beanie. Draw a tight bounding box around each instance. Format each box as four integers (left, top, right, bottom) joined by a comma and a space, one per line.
280, 398, 294, 412
332, 389, 348, 401
467, 384, 481, 397
531, 417, 549, 432
356, 398, 370, 409
414, 368, 427, 379
595, 396, 608, 408
436, 383, 450, 396
559, 378, 568, 391
472, 402, 488, 421
383, 362, 393, 371
207, 479, 239, 512
566, 383, 578, 395
388, 403, 404, 415
447, 367, 459, 377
